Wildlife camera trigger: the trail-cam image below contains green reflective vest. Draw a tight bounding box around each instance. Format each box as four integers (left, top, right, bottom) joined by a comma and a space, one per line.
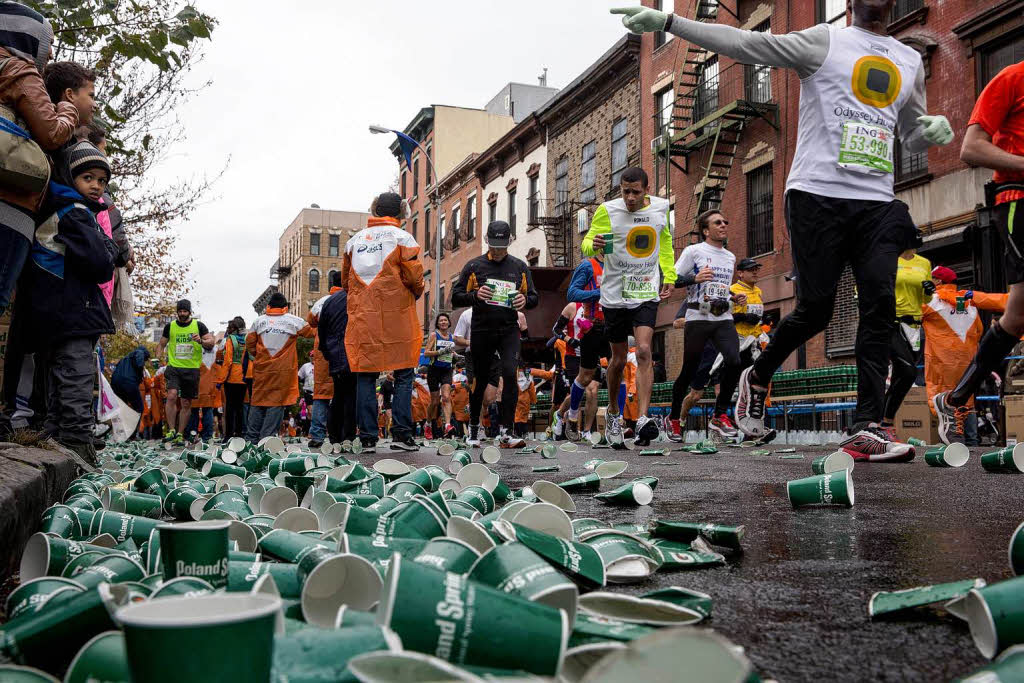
168, 319, 202, 369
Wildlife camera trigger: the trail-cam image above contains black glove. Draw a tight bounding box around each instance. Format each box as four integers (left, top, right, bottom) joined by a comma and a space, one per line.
922, 280, 936, 296
568, 338, 581, 350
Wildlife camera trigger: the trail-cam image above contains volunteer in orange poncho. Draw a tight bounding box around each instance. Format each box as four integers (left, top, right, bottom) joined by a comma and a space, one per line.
188, 346, 228, 442
412, 372, 430, 427
341, 192, 424, 453
451, 368, 470, 436
514, 366, 537, 438
921, 266, 1006, 442
244, 292, 314, 442
222, 316, 249, 441
307, 285, 339, 448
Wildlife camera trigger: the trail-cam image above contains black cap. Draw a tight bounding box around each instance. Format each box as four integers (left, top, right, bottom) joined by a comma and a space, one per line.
176, 299, 192, 312
736, 258, 762, 271
486, 221, 512, 248
268, 292, 288, 309
373, 192, 403, 218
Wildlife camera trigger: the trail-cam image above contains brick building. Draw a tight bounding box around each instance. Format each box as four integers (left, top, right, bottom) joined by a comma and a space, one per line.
637, 0, 1018, 377
274, 206, 369, 319
432, 153, 483, 327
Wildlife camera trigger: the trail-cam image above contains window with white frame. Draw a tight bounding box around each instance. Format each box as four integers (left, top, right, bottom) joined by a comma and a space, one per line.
581, 141, 597, 204
610, 118, 628, 189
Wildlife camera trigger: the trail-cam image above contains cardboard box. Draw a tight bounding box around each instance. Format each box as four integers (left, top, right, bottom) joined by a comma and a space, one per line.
893, 386, 939, 444
1004, 395, 1024, 445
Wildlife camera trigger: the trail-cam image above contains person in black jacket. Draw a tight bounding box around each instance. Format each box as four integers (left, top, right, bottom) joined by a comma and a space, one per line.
22, 140, 116, 463
317, 271, 356, 443
110, 345, 150, 413
451, 221, 538, 448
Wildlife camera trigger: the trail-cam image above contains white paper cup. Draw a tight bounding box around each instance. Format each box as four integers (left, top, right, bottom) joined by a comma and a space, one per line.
512, 503, 574, 541
260, 487, 299, 517
273, 507, 321, 533
445, 516, 496, 555
301, 553, 382, 628
531, 480, 577, 513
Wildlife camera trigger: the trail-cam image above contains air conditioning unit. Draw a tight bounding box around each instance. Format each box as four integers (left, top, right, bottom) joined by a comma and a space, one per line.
651, 135, 665, 153
577, 208, 590, 234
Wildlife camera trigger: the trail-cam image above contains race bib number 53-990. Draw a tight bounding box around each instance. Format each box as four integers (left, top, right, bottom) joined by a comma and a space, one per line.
838, 121, 894, 174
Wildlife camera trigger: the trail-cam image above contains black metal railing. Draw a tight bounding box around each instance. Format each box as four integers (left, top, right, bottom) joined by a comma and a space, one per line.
664, 61, 776, 138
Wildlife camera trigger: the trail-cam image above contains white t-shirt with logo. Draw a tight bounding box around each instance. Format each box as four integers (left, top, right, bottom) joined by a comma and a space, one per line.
674, 242, 736, 322
588, 196, 673, 309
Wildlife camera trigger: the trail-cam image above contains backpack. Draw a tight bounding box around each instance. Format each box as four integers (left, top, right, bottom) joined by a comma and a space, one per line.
0, 58, 50, 193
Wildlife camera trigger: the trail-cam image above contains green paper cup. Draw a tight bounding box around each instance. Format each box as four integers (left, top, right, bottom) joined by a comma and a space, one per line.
133, 468, 170, 500
227, 560, 302, 598
981, 445, 1024, 473
966, 576, 1024, 658
158, 520, 230, 589
445, 516, 497, 556
162, 486, 206, 521
811, 450, 856, 474
531, 481, 577, 513
480, 446, 501, 465
84, 510, 161, 546
594, 481, 654, 506
373, 458, 412, 481
39, 504, 80, 538
376, 554, 568, 675
1011, 521, 1024, 576
101, 488, 163, 519
300, 553, 382, 628
584, 531, 663, 583
540, 444, 558, 459
201, 489, 254, 521
282, 475, 316, 502
907, 437, 928, 447
437, 442, 456, 457
4, 577, 84, 621
787, 470, 855, 508
65, 480, 100, 499
257, 528, 333, 564
494, 520, 606, 589
149, 576, 216, 599
925, 443, 970, 468
534, 465, 560, 473
273, 627, 401, 680
571, 518, 609, 539
347, 650, 480, 683
649, 520, 746, 551
117, 594, 280, 683
269, 455, 314, 479
0, 665, 60, 682
65, 493, 103, 514
272, 506, 321, 533
259, 486, 299, 516
388, 480, 427, 504
448, 450, 472, 474
576, 591, 704, 626
602, 235, 613, 254
202, 460, 248, 480
19, 533, 105, 581
66, 554, 145, 591
468, 541, 578, 627
557, 473, 602, 492
454, 485, 495, 515
412, 538, 481, 574
512, 502, 574, 541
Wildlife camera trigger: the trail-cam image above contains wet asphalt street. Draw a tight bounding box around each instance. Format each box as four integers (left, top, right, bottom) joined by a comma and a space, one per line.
370, 440, 1018, 682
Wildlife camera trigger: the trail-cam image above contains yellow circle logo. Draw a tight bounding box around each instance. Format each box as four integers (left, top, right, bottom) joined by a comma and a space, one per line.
851, 56, 901, 108
626, 225, 657, 258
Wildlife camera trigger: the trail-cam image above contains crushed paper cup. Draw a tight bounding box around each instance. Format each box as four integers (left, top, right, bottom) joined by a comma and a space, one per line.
641, 586, 713, 619
649, 520, 745, 551
468, 542, 579, 627
531, 480, 577, 513
347, 651, 481, 683
868, 578, 985, 618
572, 518, 610, 539
445, 516, 497, 555
650, 536, 725, 570
492, 520, 606, 589
584, 531, 663, 583
577, 591, 704, 626
955, 644, 1024, 681
581, 627, 753, 682
570, 611, 657, 645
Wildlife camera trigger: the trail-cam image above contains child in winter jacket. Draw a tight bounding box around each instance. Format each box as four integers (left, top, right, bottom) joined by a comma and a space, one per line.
23, 140, 116, 463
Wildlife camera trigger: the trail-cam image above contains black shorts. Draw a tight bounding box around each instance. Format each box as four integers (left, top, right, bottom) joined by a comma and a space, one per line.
579, 322, 611, 370
603, 301, 659, 344
427, 365, 453, 391
998, 200, 1024, 284
164, 366, 200, 400
564, 355, 580, 381
465, 350, 501, 389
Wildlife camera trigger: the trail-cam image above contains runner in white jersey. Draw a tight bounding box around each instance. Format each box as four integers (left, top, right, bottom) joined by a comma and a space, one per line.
581, 166, 674, 447
610, 0, 954, 461
669, 210, 742, 441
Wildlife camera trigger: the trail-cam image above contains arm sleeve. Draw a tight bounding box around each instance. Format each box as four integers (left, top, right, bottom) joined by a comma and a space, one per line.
581, 205, 611, 257
59, 209, 116, 283
567, 261, 601, 303
521, 265, 539, 310
658, 212, 676, 284
973, 291, 1008, 313
552, 315, 570, 338
398, 246, 425, 299
666, 18, 830, 80
898, 64, 930, 154
451, 262, 476, 308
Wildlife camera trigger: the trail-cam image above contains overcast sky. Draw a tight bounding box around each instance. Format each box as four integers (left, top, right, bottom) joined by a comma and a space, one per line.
155, 0, 629, 327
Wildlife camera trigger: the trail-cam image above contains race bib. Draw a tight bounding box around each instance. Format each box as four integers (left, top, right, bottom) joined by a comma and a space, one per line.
900, 323, 922, 352
486, 278, 516, 307
703, 282, 730, 301
623, 273, 657, 301
746, 303, 763, 317
437, 339, 455, 363
838, 121, 894, 175
175, 343, 194, 358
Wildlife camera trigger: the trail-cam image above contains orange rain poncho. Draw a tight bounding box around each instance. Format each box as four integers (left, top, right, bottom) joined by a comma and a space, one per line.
246, 307, 314, 407
341, 216, 424, 373
307, 289, 339, 401
921, 284, 1007, 412
515, 374, 537, 424
412, 377, 430, 423
452, 380, 470, 423
193, 349, 228, 409
623, 349, 639, 422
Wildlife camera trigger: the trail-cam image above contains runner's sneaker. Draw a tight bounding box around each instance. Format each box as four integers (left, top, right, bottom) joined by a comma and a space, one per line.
552, 413, 565, 441
162, 430, 178, 443
424, 423, 433, 440
307, 439, 323, 449
604, 412, 624, 446
839, 424, 915, 462
565, 417, 581, 442
497, 428, 526, 449
933, 391, 967, 445
444, 423, 455, 437
466, 424, 482, 448
634, 415, 659, 447
709, 414, 739, 440
172, 433, 184, 446
391, 437, 418, 452
877, 424, 897, 442
735, 367, 768, 438
359, 438, 377, 455
667, 418, 684, 443
622, 427, 634, 439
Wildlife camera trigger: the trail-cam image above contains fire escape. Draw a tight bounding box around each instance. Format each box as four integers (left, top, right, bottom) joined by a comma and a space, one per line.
651, 0, 779, 247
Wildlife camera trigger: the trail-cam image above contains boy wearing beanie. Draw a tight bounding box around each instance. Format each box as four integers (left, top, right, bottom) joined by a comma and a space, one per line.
22, 140, 116, 463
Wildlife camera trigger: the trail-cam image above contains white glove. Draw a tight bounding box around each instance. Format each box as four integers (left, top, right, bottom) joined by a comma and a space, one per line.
610, 6, 669, 33
917, 115, 954, 146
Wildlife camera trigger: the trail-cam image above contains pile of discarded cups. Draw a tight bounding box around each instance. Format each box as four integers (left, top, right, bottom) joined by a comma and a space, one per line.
0, 436, 761, 682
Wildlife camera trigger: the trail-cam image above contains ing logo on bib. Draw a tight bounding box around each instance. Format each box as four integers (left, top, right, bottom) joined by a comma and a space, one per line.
851, 56, 901, 108
625, 225, 657, 258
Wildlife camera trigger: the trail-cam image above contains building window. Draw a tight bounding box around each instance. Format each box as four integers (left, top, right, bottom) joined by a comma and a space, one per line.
895, 141, 929, 184
309, 231, 320, 256
656, 88, 673, 138
555, 157, 569, 214
982, 34, 1024, 88
698, 0, 719, 20
890, 0, 923, 23
581, 141, 597, 204
528, 176, 540, 223
467, 196, 476, 239
746, 165, 773, 256
412, 218, 418, 241
488, 198, 497, 226
439, 214, 446, 253
424, 208, 431, 250
451, 205, 460, 249
508, 189, 517, 238
817, 0, 847, 27
744, 21, 772, 103
401, 172, 407, 198
308, 268, 320, 293
328, 234, 339, 257
695, 56, 719, 121
654, 0, 674, 49
327, 269, 338, 288
413, 158, 420, 197
425, 143, 433, 185
610, 118, 628, 189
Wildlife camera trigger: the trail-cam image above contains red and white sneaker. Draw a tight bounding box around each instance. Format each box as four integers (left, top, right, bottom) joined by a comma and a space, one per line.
709, 414, 739, 439
878, 424, 897, 442
667, 418, 683, 443
735, 367, 769, 438
840, 424, 915, 462
425, 423, 433, 440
